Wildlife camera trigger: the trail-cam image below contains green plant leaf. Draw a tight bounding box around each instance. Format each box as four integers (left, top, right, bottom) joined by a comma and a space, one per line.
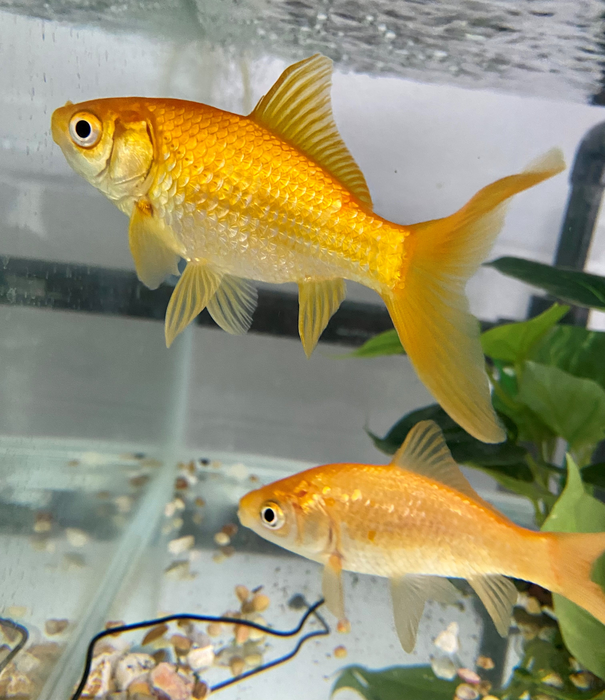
487, 257, 605, 310
518, 362, 605, 452
343, 329, 404, 358
332, 665, 457, 700
530, 325, 605, 391
542, 455, 605, 680
368, 404, 531, 480
481, 303, 569, 363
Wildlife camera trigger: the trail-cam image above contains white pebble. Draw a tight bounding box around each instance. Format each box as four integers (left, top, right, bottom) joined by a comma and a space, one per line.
434, 621, 459, 654
431, 655, 458, 680
168, 535, 195, 555
65, 528, 89, 547
187, 645, 215, 671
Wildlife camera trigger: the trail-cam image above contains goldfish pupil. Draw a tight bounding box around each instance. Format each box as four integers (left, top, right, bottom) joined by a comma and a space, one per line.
75, 120, 91, 139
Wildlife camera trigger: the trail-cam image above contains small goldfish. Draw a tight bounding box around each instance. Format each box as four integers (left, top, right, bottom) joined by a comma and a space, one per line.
51, 54, 564, 443
238, 420, 605, 652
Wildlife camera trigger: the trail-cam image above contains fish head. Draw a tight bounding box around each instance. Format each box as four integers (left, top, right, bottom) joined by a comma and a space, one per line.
238, 472, 331, 560
51, 98, 155, 208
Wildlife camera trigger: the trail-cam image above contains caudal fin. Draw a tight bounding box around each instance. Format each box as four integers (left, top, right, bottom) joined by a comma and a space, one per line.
382, 149, 565, 443
546, 531, 605, 626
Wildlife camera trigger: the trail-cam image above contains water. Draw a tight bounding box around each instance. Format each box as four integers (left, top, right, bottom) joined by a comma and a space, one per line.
0, 438, 535, 699
1, 1, 605, 699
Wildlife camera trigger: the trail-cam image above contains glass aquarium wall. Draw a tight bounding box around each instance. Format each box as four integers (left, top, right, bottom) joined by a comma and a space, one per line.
1, 2, 605, 700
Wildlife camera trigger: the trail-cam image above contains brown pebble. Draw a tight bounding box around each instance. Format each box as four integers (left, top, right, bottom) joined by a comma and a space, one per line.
234, 624, 250, 645
142, 623, 168, 646
476, 655, 495, 670
230, 656, 245, 676
249, 475, 259, 483
186, 461, 196, 474
105, 620, 125, 635
45, 618, 69, 636
241, 600, 255, 614
128, 678, 154, 696
222, 523, 238, 538
207, 622, 223, 637
334, 645, 347, 658
336, 619, 351, 634
96, 490, 111, 499
68, 459, 79, 467
130, 474, 150, 489
171, 634, 192, 654
478, 680, 492, 696
252, 593, 270, 612
221, 545, 235, 558
34, 512, 53, 533
195, 497, 206, 508
152, 649, 168, 665
192, 513, 204, 525
192, 680, 210, 699
176, 619, 193, 632
175, 477, 189, 490
235, 585, 250, 603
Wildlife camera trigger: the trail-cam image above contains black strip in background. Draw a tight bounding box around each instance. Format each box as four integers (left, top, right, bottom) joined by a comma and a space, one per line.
0, 256, 394, 347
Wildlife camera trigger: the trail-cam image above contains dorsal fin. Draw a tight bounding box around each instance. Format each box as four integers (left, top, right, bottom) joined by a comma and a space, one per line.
390, 421, 500, 513
250, 54, 372, 207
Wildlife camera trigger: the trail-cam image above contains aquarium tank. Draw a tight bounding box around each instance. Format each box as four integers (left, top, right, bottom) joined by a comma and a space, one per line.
1, 2, 605, 700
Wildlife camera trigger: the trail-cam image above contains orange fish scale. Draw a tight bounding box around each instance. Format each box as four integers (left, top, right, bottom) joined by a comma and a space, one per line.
145, 99, 406, 287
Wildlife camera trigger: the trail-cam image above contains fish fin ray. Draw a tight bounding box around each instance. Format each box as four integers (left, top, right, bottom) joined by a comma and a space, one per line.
165, 262, 222, 347
468, 574, 517, 637
391, 421, 501, 513
129, 200, 183, 289
390, 574, 429, 652
298, 278, 346, 357
207, 274, 257, 335
322, 553, 346, 621
427, 577, 460, 605
250, 54, 372, 206
382, 149, 565, 442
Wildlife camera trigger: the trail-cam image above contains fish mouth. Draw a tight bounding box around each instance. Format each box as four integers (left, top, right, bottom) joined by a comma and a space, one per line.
50, 102, 73, 146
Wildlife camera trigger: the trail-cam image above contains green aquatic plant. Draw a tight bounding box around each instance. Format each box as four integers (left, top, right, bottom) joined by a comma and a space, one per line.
334, 261, 605, 696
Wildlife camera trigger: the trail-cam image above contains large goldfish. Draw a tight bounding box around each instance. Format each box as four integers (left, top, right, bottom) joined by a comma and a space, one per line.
238, 420, 605, 652
51, 54, 564, 443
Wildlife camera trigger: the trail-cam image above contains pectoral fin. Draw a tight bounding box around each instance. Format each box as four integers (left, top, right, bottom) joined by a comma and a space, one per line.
298, 279, 346, 357
207, 275, 258, 335
322, 553, 346, 622
165, 262, 222, 347
390, 575, 459, 653
468, 574, 517, 637
129, 199, 183, 289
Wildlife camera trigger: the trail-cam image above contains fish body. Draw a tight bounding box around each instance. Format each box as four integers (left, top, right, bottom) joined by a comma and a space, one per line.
51, 55, 565, 443
238, 421, 605, 651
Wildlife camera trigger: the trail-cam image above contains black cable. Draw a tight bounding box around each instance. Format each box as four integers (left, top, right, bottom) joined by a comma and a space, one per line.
0, 617, 29, 674
70, 598, 329, 699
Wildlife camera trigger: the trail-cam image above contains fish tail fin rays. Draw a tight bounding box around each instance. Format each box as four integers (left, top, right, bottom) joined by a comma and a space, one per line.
165, 262, 222, 347
298, 278, 346, 357
381, 148, 565, 443
547, 531, 605, 626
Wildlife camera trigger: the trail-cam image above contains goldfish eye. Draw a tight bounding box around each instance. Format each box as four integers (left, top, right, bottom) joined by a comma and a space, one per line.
69, 112, 102, 148
260, 501, 285, 530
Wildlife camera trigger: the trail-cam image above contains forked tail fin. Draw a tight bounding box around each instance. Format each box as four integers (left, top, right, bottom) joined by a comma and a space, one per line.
545, 531, 605, 626
382, 149, 565, 443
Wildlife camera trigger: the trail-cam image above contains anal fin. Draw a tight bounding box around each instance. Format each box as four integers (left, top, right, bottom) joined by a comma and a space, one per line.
468, 574, 517, 637
165, 262, 222, 347
298, 279, 346, 357
129, 199, 184, 289
207, 275, 258, 335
